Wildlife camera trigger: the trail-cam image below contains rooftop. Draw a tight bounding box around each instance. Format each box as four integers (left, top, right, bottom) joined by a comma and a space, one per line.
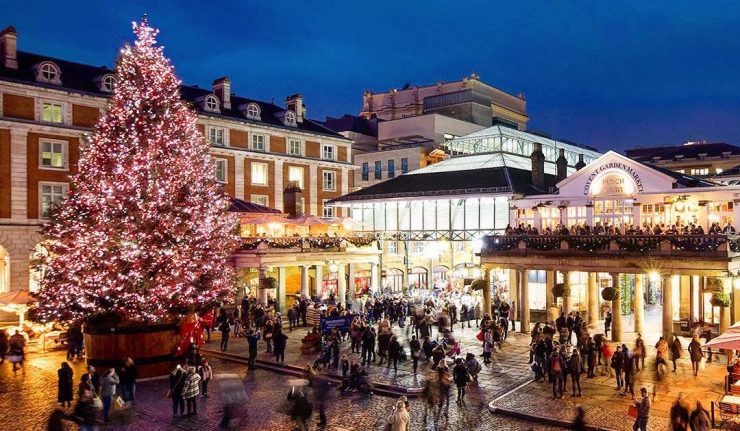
626, 142, 740, 162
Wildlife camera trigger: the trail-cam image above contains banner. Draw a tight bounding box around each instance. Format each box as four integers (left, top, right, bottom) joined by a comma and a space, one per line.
319, 315, 354, 333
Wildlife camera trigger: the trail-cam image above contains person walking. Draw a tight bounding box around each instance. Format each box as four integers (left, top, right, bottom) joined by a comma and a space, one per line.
453, 357, 469, 404
671, 335, 683, 373
483, 329, 493, 365
217, 309, 230, 352
57, 361, 74, 408
655, 337, 669, 376
246, 328, 260, 370
388, 335, 401, 371
689, 401, 711, 431
119, 357, 137, 405
182, 366, 201, 416
569, 348, 582, 397
100, 368, 119, 423
409, 335, 421, 374
634, 334, 646, 371
273, 328, 287, 365
688, 335, 703, 376
387, 400, 410, 431
586, 337, 597, 378
622, 345, 635, 396
197, 359, 212, 397
289, 388, 312, 431
550, 350, 565, 399
612, 345, 623, 389
168, 364, 186, 416
8, 330, 25, 371
510, 300, 517, 332
604, 310, 612, 339
632, 387, 651, 431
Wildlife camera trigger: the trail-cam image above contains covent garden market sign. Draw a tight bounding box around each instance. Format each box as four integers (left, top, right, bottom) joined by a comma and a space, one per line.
583, 162, 645, 196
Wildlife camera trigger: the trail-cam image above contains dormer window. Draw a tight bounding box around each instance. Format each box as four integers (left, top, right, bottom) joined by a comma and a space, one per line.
100, 74, 116, 92
284, 110, 297, 127
244, 103, 261, 120
34, 61, 62, 85
203, 94, 220, 113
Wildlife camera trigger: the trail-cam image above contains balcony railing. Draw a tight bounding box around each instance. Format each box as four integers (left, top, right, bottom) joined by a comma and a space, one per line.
238, 236, 377, 253
480, 234, 740, 257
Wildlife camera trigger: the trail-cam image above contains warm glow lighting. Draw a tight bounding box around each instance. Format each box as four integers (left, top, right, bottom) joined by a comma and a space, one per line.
734, 278, 740, 290
649, 272, 661, 283
329, 262, 339, 273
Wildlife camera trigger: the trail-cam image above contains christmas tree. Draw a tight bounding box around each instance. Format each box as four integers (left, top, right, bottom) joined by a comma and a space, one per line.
34, 18, 238, 323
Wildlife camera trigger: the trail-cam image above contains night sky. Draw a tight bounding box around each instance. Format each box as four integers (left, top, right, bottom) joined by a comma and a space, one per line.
5, 1, 740, 153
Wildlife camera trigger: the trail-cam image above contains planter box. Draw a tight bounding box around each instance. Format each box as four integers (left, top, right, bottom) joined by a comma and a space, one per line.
84, 323, 180, 378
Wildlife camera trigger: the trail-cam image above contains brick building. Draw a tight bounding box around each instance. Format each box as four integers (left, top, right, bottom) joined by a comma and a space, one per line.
0, 26, 353, 303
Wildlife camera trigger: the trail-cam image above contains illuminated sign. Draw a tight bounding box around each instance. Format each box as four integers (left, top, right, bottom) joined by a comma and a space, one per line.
583, 162, 644, 195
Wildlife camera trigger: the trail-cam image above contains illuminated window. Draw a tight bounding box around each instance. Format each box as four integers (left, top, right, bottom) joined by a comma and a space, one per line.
251, 162, 268, 186
288, 166, 304, 188
528, 270, 547, 310
387, 241, 398, 254
42, 102, 63, 123
251, 134, 266, 151
39, 183, 67, 219
288, 139, 302, 156
690, 168, 709, 176
39, 140, 66, 169
214, 159, 227, 183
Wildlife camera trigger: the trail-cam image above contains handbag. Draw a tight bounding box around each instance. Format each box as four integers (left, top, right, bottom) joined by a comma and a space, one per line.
92, 396, 103, 410
627, 404, 638, 418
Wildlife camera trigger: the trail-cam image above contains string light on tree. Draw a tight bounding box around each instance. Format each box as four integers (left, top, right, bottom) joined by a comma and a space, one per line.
34, 18, 239, 324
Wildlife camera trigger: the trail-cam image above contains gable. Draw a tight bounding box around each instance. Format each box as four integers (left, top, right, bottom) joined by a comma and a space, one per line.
556, 151, 677, 197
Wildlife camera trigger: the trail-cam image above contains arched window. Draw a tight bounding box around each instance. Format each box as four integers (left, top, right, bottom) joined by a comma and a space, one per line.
284, 110, 297, 126
35, 61, 62, 84
245, 103, 261, 120
203, 95, 220, 113
101, 74, 117, 92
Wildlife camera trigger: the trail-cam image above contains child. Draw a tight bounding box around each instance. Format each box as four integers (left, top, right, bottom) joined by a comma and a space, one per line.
340, 354, 350, 379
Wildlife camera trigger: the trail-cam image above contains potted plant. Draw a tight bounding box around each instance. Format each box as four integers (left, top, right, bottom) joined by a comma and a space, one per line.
601, 286, 619, 301
262, 277, 278, 290
470, 279, 486, 291
552, 283, 570, 298
31, 19, 238, 378
710, 287, 730, 308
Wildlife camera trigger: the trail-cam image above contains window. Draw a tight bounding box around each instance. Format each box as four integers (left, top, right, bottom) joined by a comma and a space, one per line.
36, 62, 61, 84
204, 95, 220, 112
39, 183, 67, 219
245, 103, 260, 120
42, 102, 63, 123
401, 158, 409, 174
251, 195, 268, 206
251, 134, 266, 151
208, 127, 226, 146
322, 200, 335, 217
388, 160, 395, 178
374, 161, 382, 179
288, 139, 302, 156
288, 166, 304, 188
361, 162, 369, 181
322, 170, 336, 191
528, 270, 547, 310
387, 241, 398, 254
690, 167, 709, 176
413, 241, 424, 253
284, 111, 297, 126
322, 144, 335, 160
716, 168, 724, 174
215, 159, 227, 183
251, 162, 268, 186
101, 74, 116, 92
39, 140, 66, 169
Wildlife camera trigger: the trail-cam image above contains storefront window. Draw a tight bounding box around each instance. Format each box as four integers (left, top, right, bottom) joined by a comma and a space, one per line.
528, 270, 546, 310
539, 207, 560, 231
593, 199, 633, 228
567, 272, 587, 311
491, 269, 510, 301
567, 207, 586, 227
708, 201, 734, 227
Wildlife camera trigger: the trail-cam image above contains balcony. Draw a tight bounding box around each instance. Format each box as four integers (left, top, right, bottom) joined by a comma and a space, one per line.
237, 236, 377, 254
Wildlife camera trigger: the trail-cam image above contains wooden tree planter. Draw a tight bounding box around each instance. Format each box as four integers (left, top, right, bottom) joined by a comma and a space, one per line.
84, 323, 180, 378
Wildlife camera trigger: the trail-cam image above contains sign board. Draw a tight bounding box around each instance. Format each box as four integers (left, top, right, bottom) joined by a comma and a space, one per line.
319, 315, 355, 333
583, 162, 644, 195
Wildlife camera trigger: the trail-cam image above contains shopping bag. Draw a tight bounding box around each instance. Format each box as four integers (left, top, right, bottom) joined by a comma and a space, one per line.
113, 395, 126, 410
476, 330, 484, 342
627, 404, 638, 418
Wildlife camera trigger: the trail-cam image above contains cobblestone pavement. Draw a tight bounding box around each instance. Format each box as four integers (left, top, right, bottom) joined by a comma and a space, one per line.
204, 321, 533, 398
0, 347, 561, 431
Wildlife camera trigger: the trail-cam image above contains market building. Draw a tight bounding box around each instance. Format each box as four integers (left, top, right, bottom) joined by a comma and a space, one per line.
479, 150, 740, 341
329, 124, 601, 293
0, 25, 354, 319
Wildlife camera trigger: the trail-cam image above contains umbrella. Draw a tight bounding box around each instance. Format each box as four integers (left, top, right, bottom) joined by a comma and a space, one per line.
704, 332, 740, 350
246, 214, 293, 225
727, 321, 740, 333
290, 215, 327, 226
0, 290, 37, 328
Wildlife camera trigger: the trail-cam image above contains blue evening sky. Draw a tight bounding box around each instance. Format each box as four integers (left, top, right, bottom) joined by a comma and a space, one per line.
5, 1, 740, 153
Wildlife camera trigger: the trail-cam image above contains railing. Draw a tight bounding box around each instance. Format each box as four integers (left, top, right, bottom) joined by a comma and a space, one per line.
238, 236, 377, 252
481, 234, 740, 257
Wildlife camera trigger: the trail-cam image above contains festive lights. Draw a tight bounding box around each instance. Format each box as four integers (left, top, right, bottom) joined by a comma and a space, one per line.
33, 18, 239, 324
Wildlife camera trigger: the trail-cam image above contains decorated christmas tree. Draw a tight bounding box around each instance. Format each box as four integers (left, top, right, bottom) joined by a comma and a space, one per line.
34, 18, 238, 324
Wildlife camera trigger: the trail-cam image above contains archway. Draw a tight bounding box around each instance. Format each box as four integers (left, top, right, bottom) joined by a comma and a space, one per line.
382, 268, 404, 293
408, 267, 428, 290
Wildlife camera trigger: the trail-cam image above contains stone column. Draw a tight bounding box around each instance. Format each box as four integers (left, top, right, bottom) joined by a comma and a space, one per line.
347, 263, 356, 303
588, 272, 599, 329
634, 273, 645, 335
482, 269, 492, 319
720, 277, 731, 334
610, 272, 622, 342
662, 274, 673, 341
562, 271, 571, 315
370, 262, 379, 294
337, 263, 347, 306
315, 265, 323, 299
300, 266, 310, 298
520, 269, 530, 333
258, 266, 268, 305
278, 267, 286, 313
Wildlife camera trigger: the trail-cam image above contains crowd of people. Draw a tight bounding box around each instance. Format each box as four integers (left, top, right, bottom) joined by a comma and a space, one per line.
504, 221, 736, 236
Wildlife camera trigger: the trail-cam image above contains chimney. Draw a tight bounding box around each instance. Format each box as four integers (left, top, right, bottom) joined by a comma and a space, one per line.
283, 182, 304, 217
0, 26, 18, 69
556, 148, 568, 182
212, 77, 231, 109
575, 154, 587, 170
285, 94, 304, 123
530, 142, 546, 189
